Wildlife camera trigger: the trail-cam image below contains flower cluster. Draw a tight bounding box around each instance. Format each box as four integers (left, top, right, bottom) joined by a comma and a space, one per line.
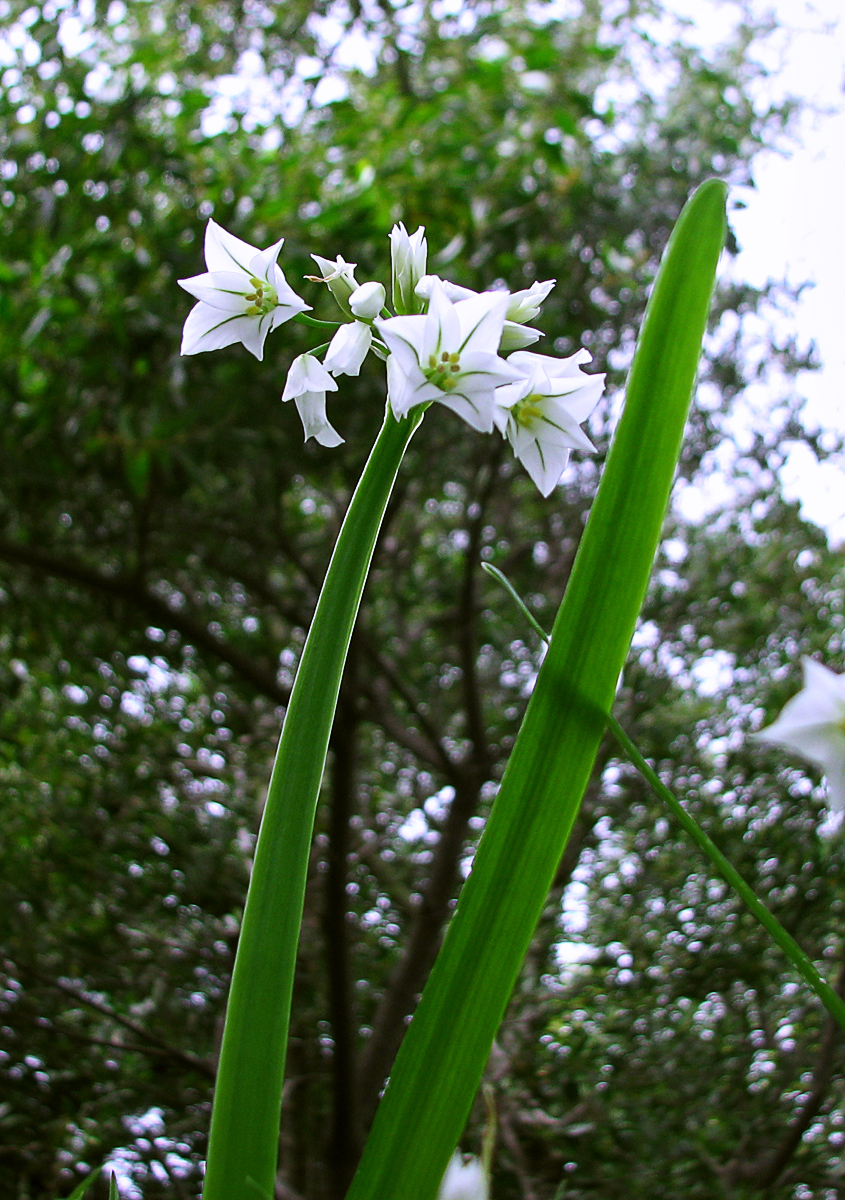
179, 219, 605, 495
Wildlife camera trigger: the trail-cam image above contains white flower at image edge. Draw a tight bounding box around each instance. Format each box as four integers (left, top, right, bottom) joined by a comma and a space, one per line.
494, 349, 605, 496
755, 658, 845, 812
437, 1154, 488, 1200
282, 353, 343, 447
178, 219, 310, 361
375, 279, 522, 433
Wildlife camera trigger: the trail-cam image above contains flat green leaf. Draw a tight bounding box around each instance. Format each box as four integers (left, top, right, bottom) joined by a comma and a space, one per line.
347, 179, 727, 1200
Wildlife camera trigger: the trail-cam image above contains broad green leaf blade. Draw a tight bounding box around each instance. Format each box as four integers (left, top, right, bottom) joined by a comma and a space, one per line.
203, 408, 421, 1200
347, 179, 727, 1200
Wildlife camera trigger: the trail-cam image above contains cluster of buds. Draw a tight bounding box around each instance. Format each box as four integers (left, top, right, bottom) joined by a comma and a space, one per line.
179, 219, 605, 496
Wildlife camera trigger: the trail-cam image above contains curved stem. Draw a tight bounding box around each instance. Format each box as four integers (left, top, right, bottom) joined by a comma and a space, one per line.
606, 715, 845, 1033
202, 405, 422, 1200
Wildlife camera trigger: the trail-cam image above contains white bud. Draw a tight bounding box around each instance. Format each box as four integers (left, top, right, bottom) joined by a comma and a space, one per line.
390, 222, 427, 314
324, 321, 372, 377
349, 281, 386, 320
437, 1154, 488, 1200
506, 279, 555, 324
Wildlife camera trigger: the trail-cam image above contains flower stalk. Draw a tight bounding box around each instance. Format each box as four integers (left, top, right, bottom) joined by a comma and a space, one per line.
201, 405, 423, 1200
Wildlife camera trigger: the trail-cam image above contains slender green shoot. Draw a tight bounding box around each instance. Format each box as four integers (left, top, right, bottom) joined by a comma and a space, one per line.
606, 715, 845, 1032
488, 558, 845, 1033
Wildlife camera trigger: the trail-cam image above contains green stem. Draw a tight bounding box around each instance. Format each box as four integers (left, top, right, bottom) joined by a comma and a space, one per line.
295, 313, 344, 328
202, 405, 422, 1200
606, 715, 845, 1033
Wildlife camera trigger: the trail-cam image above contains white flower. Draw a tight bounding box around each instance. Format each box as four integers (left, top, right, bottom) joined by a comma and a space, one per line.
323, 321, 372, 377
494, 349, 604, 496
281, 353, 343, 447
437, 1154, 488, 1200
349, 281, 386, 321
415, 275, 552, 352
308, 253, 360, 316
375, 279, 522, 432
754, 658, 845, 811
178, 219, 310, 360
390, 222, 427, 315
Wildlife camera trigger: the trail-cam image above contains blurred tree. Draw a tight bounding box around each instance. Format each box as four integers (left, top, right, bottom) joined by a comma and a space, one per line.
1, 0, 841, 1198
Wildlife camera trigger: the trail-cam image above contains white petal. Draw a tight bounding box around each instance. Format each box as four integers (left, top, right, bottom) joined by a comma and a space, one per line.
499, 322, 542, 352
545, 373, 606, 424
203, 219, 262, 274
511, 432, 571, 496
238, 312, 276, 360
436, 387, 498, 433
454, 290, 509, 355
249, 239, 285, 281
386, 352, 421, 418
282, 354, 339, 401
269, 264, 311, 319
376, 314, 427, 358
509, 348, 592, 375
506, 279, 555, 322
349, 281, 386, 320
822, 756, 845, 812
181, 302, 265, 357
437, 1154, 488, 1200
425, 281, 462, 357
324, 322, 372, 377
178, 271, 250, 312
310, 253, 358, 282
294, 391, 344, 446
802, 657, 845, 706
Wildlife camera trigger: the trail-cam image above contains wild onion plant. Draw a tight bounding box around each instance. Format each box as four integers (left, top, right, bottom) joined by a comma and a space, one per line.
168, 179, 845, 1200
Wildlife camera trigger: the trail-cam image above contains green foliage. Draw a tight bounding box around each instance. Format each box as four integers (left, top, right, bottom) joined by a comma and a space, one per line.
1, 2, 840, 1199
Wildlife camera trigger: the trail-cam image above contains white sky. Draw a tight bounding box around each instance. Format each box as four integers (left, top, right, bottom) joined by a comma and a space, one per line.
722, 0, 845, 540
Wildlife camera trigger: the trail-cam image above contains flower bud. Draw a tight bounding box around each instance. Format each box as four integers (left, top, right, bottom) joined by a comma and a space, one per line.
506, 279, 555, 324
437, 1154, 488, 1200
349, 281, 386, 320
324, 321, 372, 377
389, 222, 427, 315
309, 254, 359, 317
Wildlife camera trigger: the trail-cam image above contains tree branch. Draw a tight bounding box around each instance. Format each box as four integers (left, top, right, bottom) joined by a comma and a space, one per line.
29, 971, 215, 1079
357, 772, 480, 1123
0, 538, 288, 704
724, 954, 845, 1191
